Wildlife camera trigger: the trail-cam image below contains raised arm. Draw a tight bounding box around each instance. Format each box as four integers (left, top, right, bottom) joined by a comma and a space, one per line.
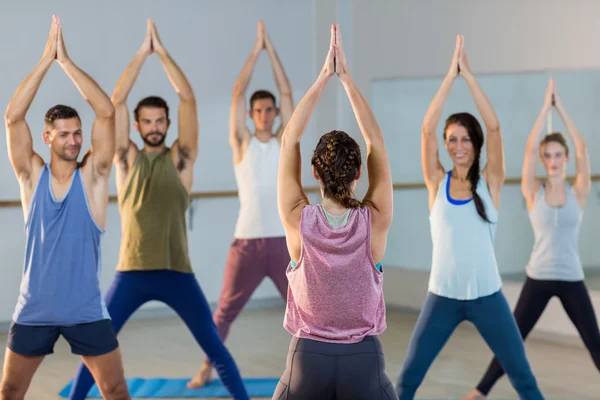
278, 27, 335, 261
112, 20, 153, 176
522, 80, 554, 209
4, 16, 56, 185
263, 24, 294, 140
334, 27, 392, 236
150, 21, 198, 173
56, 17, 115, 180
230, 23, 264, 161
554, 85, 591, 204
422, 35, 462, 201
458, 40, 505, 195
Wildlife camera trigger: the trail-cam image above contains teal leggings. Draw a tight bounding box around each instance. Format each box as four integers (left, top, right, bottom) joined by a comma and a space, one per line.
396, 291, 544, 400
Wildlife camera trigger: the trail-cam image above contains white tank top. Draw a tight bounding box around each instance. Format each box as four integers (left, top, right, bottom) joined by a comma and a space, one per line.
428, 171, 502, 300
233, 136, 285, 239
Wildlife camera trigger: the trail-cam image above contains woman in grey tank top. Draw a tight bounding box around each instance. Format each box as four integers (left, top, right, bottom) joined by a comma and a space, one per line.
466, 80, 600, 399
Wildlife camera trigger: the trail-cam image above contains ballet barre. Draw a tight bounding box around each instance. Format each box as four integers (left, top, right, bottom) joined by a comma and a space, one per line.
0, 176, 598, 208
392, 175, 600, 190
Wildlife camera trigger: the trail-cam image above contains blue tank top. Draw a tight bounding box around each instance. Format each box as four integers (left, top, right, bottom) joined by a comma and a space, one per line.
428, 171, 502, 300
12, 164, 109, 326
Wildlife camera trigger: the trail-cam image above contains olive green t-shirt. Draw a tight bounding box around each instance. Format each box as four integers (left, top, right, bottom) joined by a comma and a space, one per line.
117, 148, 192, 273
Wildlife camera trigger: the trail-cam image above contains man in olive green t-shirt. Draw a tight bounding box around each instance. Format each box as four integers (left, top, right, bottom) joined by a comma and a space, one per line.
66, 20, 249, 400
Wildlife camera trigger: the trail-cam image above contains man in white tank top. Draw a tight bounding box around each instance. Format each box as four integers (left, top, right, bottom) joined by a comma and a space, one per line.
188, 21, 294, 388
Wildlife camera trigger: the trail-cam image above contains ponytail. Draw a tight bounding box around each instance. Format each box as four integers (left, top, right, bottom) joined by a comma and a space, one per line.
467, 156, 489, 223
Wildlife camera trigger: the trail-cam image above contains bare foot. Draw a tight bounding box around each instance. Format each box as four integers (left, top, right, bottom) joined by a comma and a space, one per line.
187, 365, 213, 389
461, 389, 487, 400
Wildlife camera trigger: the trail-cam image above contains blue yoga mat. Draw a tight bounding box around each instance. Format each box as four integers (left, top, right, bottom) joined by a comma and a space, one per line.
59, 377, 279, 398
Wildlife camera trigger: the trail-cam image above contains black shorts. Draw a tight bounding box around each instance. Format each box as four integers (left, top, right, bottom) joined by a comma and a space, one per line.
7, 319, 119, 357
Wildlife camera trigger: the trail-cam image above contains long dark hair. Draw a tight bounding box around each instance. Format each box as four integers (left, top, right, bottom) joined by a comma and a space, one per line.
311, 130, 362, 208
443, 113, 489, 222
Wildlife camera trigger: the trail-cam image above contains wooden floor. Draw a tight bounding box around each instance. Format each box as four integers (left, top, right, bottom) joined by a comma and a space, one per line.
1, 307, 598, 399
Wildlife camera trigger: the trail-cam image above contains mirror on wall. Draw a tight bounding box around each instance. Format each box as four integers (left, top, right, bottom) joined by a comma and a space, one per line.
371, 69, 600, 289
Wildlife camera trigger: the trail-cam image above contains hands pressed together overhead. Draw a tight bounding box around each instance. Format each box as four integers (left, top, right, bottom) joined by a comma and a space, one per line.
138, 18, 167, 57
447, 34, 473, 79
42, 15, 70, 64
253, 20, 276, 52
321, 24, 350, 81
543, 78, 563, 109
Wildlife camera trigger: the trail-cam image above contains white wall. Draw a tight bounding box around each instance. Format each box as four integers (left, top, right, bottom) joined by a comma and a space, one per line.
0, 0, 317, 196
3, 0, 600, 339
353, 0, 600, 81
338, 0, 600, 275
341, 0, 600, 343
0, 0, 322, 323
372, 73, 600, 274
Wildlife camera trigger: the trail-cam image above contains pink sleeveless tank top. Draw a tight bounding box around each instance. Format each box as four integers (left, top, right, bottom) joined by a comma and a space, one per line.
283, 205, 386, 343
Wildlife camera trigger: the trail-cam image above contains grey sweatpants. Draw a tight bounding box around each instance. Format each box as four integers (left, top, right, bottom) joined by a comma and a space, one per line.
272, 335, 398, 400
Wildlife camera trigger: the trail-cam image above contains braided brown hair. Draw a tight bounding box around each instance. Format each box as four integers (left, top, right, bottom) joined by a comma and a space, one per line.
311, 130, 362, 208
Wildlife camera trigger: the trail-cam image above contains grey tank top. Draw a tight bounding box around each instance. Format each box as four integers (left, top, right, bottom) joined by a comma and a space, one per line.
319, 205, 351, 228
526, 183, 584, 281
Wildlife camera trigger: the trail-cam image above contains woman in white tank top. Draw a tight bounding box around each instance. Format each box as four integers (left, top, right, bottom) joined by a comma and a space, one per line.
466, 80, 600, 399
395, 35, 544, 400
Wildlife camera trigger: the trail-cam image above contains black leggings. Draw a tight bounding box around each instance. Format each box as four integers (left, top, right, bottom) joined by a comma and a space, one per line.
477, 277, 600, 395
272, 335, 398, 400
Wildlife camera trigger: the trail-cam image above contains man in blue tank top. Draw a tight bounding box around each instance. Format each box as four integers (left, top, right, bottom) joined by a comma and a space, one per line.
1, 16, 130, 400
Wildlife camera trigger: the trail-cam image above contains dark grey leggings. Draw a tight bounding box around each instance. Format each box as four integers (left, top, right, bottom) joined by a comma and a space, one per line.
476, 277, 600, 395
272, 335, 398, 400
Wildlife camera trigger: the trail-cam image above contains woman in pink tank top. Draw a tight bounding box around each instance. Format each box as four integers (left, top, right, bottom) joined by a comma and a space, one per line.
272, 25, 397, 400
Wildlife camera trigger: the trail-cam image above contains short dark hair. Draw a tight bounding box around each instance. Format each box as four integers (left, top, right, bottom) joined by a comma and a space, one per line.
134, 96, 170, 122
44, 105, 80, 128
249, 90, 276, 109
